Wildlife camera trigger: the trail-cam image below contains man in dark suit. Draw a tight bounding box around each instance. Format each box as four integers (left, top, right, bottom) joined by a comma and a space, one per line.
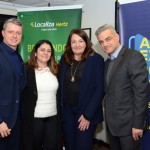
95, 24, 149, 150
0, 18, 26, 150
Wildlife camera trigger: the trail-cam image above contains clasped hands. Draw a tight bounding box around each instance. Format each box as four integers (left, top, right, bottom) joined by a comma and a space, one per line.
78, 115, 90, 131
0, 122, 11, 138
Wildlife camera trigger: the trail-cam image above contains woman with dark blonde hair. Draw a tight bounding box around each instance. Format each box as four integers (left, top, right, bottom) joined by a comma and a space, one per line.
21, 39, 61, 150
59, 29, 105, 150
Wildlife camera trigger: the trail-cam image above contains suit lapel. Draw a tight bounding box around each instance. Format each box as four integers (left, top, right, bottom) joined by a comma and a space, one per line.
26, 67, 37, 95
80, 54, 92, 93
105, 59, 110, 89
106, 46, 126, 90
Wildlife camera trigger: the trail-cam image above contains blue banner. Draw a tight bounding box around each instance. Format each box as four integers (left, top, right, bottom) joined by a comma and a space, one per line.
118, 0, 150, 149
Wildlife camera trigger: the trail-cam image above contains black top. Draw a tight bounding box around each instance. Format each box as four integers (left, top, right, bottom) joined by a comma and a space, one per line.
63, 59, 85, 105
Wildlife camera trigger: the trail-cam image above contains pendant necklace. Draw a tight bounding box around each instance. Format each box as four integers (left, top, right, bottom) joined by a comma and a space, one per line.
70, 61, 81, 82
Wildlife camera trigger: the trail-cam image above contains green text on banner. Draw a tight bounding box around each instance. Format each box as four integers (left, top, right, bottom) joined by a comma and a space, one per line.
17, 5, 82, 62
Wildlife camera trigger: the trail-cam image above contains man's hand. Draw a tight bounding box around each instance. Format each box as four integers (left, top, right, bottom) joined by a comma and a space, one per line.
0, 122, 11, 138
132, 128, 143, 141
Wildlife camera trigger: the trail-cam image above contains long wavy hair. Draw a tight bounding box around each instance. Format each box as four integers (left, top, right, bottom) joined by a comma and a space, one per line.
27, 39, 59, 75
63, 29, 94, 65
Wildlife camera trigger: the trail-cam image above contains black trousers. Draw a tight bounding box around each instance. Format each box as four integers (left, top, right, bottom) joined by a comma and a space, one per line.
0, 116, 21, 150
108, 129, 142, 150
63, 104, 96, 150
33, 115, 59, 150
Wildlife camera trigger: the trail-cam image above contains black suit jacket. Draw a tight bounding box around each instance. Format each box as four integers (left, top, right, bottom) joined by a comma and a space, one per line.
20, 65, 62, 150
105, 46, 149, 136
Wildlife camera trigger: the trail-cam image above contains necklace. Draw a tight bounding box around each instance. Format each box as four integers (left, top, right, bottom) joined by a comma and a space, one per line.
35, 67, 50, 74
70, 61, 81, 82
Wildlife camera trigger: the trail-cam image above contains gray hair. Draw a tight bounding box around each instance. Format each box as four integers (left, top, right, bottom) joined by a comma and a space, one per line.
95, 24, 116, 37
3, 18, 23, 30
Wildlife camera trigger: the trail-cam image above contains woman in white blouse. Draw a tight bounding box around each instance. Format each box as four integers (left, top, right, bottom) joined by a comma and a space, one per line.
20, 40, 61, 150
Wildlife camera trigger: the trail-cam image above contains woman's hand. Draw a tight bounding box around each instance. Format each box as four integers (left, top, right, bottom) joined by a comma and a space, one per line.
0, 122, 11, 138
78, 115, 90, 131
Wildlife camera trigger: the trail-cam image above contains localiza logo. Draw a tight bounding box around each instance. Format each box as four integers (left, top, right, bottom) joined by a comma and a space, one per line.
30, 21, 55, 27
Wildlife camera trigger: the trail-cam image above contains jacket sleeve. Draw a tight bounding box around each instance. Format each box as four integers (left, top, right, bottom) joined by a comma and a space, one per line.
83, 54, 105, 121
129, 51, 149, 129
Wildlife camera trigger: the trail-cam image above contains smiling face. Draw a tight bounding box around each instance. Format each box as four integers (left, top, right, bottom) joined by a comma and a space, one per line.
2, 22, 22, 50
71, 34, 86, 60
35, 43, 51, 68
97, 29, 120, 55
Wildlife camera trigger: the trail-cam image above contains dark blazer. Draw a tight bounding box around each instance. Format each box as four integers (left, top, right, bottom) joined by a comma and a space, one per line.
21, 65, 62, 150
105, 46, 149, 136
59, 52, 105, 124
0, 44, 26, 129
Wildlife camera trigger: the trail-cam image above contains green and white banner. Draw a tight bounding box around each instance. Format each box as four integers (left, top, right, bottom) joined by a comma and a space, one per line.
17, 5, 82, 62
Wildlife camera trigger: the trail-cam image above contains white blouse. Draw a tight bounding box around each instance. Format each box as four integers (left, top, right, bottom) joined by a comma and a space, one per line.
34, 67, 58, 118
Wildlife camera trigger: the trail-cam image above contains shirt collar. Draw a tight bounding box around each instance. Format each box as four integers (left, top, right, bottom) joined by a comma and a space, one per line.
1, 42, 17, 55
109, 45, 123, 59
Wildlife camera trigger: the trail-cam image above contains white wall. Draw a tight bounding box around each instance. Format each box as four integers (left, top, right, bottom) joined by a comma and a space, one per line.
0, 8, 17, 15
0, 1, 29, 15
73, 0, 115, 60
0, 0, 116, 143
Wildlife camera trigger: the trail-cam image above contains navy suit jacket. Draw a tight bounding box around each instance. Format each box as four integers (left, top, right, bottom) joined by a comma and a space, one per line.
0, 44, 26, 129
59, 52, 105, 124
